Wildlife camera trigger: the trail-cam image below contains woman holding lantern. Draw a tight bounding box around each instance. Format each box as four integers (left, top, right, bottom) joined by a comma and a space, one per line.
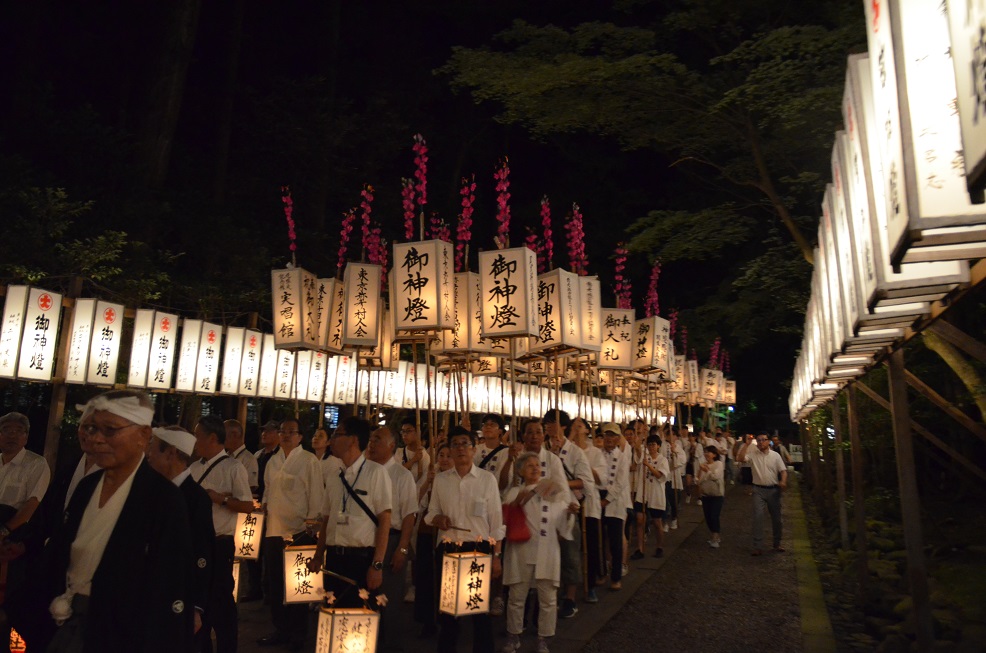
501, 452, 578, 653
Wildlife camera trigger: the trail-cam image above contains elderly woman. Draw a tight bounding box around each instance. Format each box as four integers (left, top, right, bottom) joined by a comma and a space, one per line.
501, 452, 576, 653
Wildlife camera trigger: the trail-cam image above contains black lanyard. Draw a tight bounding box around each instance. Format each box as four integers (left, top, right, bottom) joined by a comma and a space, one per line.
340, 459, 367, 514
196, 455, 229, 485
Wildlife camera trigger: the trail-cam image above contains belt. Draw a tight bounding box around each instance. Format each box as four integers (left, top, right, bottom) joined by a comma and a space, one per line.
754, 484, 779, 489
325, 545, 374, 556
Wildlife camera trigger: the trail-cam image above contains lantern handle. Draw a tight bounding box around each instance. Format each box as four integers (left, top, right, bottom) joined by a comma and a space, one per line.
320, 568, 358, 586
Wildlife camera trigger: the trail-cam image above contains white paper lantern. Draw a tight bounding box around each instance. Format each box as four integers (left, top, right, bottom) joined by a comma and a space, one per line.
65, 298, 96, 385
317, 278, 337, 350
175, 319, 202, 392
293, 351, 313, 400
598, 308, 633, 370
315, 607, 380, 653
194, 323, 222, 394
272, 267, 320, 350
723, 380, 737, 406
128, 309, 155, 388
438, 271, 473, 354
699, 368, 722, 403
631, 316, 672, 377
274, 348, 296, 399
325, 278, 347, 354
391, 240, 454, 332
257, 333, 278, 398
578, 276, 602, 352
342, 263, 382, 348
530, 268, 582, 354
478, 247, 538, 339
17, 287, 63, 382
283, 545, 321, 604
86, 301, 124, 386
0, 285, 29, 379
307, 352, 328, 402
238, 330, 262, 396
233, 512, 264, 560
439, 551, 492, 616
145, 312, 178, 390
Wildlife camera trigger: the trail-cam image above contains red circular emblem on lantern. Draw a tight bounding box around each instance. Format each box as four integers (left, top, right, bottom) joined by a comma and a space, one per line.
161, 318, 171, 332
249, 336, 258, 348
207, 330, 217, 344
104, 308, 116, 324
38, 293, 53, 311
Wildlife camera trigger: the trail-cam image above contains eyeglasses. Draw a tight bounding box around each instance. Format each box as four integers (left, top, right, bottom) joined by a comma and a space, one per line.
81, 423, 140, 438
449, 440, 472, 449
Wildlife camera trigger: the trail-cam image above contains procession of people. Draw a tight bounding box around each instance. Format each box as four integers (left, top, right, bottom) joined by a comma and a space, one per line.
0, 391, 793, 653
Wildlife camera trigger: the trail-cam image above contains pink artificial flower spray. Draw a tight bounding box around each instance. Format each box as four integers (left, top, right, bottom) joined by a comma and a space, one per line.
613, 243, 632, 310
494, 157, 511, 249
281, 186, 297, 265
709, 337, 721, 371
336, 208, 356, 279
359, 184, 374, 262
413, 134, 428, 239
455, 175, 476, 272
401, 178, 416, 241
539, 196, 553, 273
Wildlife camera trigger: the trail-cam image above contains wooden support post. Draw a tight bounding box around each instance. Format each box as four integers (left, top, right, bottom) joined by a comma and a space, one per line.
927, 319, 986, 365
831, 394, 850, 550
903, 369, 986, 445
43, 277, 83, 469
846, 385, 869, 601
886, 348, 934, 652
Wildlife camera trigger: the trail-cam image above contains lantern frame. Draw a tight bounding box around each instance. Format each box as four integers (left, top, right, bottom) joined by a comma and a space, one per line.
439, 551, 493, 617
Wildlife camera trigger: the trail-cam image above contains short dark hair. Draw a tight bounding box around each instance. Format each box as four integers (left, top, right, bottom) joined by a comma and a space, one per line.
401, 418, 418, 430
480, 413, 505, 430
542, 409, 571, 428
646, 435, 661, 446
704, 445, 721, 460
447, 426, 476, 446
197, 415, 227, 444
341, 416, 371, 449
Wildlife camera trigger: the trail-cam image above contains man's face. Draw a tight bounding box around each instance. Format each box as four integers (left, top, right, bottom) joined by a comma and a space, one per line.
225, 426, 244, 451
523, 422, 544, 452
261, 427, 279, 449
89, 411, 149, 470
330, 423, 353, 458
603, 431, 619, 452
192, 423, 214, 459
145, 436, 169, 475
0, 421, 28, 455
757, 435, 770, 452
400, 424, 419, 447
279, 420, 302, 452
480, 419, 502, 445
449, 435, 474, 465
366, 430, 394, 464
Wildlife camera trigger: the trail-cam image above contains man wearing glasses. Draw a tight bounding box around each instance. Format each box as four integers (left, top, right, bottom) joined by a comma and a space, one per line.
0, 412, 49, 545
396, 419, 430, 487
737, 431, 788, 556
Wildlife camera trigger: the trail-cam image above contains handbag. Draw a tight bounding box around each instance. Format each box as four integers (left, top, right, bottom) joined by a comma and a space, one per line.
502, 503, 532, 543
699, 477, 723, 497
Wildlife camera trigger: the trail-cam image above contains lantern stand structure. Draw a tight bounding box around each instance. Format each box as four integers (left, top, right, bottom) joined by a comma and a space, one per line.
315, 566, 381, 653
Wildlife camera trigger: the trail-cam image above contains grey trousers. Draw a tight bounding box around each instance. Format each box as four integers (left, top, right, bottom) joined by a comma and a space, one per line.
752, 486, 782, 550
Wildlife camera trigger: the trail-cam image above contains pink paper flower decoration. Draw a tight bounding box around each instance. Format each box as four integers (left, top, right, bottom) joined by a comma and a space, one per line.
413, 134, 428, 210
709, 337, 721, 370
613, 243, 632, 310
494, 157, 511, 249
401, 178, 416, 241
336, 208, 356, 278
668, 308, 678, 341
539, 196, 553, 273
644, 260, 661, 318
280, 186, 297, 254
455, 175, 476, 272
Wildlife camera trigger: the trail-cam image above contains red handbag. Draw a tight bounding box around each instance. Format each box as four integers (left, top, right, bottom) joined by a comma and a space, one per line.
502, 503, 531, 543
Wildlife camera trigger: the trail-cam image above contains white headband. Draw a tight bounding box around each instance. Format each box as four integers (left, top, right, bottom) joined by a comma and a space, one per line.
82, 395, 154, 427
152, 427, 197, 457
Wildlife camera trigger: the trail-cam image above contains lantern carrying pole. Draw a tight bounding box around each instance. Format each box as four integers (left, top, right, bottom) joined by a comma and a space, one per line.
425, 336, 435, 446
509, 339, 518, 439
351, 348, 361, 417
412, 343, 421, 434
293, 351, 301, 419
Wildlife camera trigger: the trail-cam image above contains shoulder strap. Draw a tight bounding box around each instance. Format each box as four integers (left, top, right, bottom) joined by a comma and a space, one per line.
339, 470, 379, 526
196, 455, 229, 485
478, 444, 506, 470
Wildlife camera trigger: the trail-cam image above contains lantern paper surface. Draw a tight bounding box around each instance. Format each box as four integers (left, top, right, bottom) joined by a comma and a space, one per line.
439, 552, 493, 616
86, 301, 124, 385
282, 545, 320, 604
307, 352, 328, 402
325, 279, 347, 354
195, 323, 222, 394
440, 272, 473, 354
315, 607, 380, 653
0, 285, 29, 379
128, 309, 155, 388
392, 240, 454, 332
723, 380, 737, 405
257, 334, 278, 398
631, 316, 672, 377
65, 298, 96, 385
946, 0, 986, 198
220, 327, 245, 395
317, 278, 336, 350
272, 267, 320, 350
17, 287, 63, 382
293, 350, 313, 400
579, 276, 602, 352
175, 319, 202, 392
699, 368, 722, 403
238, 330, 262, 396
342, 263, 382, 348
864, 0, 986, 265
146, 312, 178, 390
274, 348, 296, 399
531, 268, 582, 354
598, 309, 634, 370
478, 247, 538, 339
234, 512, 264, 560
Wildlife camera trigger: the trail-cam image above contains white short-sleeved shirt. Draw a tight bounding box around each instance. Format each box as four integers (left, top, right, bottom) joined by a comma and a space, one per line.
747, 447, 787, 486
600, 447, 630, 518
474, 442, 509, 478
230, 445, 260, 490
189, 451, 253, 536
425, 464, 505, 543
0, 447, 51, 510
396, 447, 430, 487
263, 446, 325, 538
636, 451, 669, 509
383, 457, 417, 527
322, 454, 392, 548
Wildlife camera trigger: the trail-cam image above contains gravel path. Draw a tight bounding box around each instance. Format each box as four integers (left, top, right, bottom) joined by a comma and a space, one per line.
583, 484, 805, 653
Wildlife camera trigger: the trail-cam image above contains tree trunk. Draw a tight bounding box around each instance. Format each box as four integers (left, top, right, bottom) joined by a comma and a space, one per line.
921, 330, 986, 422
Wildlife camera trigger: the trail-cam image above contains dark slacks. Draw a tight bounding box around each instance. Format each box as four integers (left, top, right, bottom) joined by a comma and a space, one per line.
664, 483, 679, 520
435, 541, 494, 653
584, 516, 602, 587
199, 536, 237, 653
602, 516, 625, 583
702, 495, 724, 534
322, 545, 375, 608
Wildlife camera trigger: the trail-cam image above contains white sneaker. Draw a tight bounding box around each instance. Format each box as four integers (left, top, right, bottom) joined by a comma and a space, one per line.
708, 540, 720, 548
622, 563, 629, 576
491, 596, 505, 616
670, 519, 678, 530
685, 495, 691, 504
501, 634, 521, 653
403, 586, 415, 603
537, 637, 550, 653
697, 499, 703, 506
662, 523, 669, 533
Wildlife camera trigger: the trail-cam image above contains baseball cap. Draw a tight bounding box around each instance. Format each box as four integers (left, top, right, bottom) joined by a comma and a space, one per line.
600, 422, 622, 436
261, 419, 280, 431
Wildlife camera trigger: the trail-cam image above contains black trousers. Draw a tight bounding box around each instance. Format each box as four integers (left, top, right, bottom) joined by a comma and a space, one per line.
199, 535, 237, 653
263, 534, 313, 645
584, 516, 603, 588
413, 531, 437, 627
435, 541, 494, 653
322, 545, 376, 608
664, 483, 679, 520
603, 516, 625, 583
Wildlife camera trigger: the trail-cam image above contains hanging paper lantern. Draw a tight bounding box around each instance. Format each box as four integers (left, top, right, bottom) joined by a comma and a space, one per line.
631, 316, 672, 378
478, 247, 538, 339
315, 607, 380, 653
271, 267, 321, 350
233, 512, 265, 561
598, 309, 634, 371
530, 268, 582, 354
391, 240, 455, 333
439, 551, 493, 616
341, 263, 382, 348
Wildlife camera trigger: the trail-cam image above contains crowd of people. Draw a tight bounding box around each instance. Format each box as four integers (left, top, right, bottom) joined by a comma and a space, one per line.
0, 390, 792, 653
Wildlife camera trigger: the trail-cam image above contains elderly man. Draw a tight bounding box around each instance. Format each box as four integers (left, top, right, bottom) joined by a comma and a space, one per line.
257, 418, 324, 651
254, 419, 280, 501
146, 425, 216, 638
738, 431, 789, 556
310, 417, 392, 608
426, 428, 503, 653
190, 415, 255, 653
599, 423, 631, 590
32, 390, 194, 652
224, 419, 259, 495
366, 426, 417, 652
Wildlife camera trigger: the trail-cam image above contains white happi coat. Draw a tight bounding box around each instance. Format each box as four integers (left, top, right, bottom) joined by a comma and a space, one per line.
635, 450, 669, 510
501, 485, 572, 587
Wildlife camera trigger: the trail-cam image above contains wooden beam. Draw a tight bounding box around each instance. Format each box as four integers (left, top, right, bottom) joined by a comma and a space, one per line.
904, 369, 986, 445
927, 320, 986, 365
846, 386, 869, 601
831, 394, 850, 550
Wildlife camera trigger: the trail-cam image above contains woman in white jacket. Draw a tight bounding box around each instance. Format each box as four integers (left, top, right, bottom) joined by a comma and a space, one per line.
501, 452, 577, 653
696, 445, 725, 548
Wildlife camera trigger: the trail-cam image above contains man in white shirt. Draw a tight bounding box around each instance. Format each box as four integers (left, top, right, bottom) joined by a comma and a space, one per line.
397, 419, 430, 487
190, 415, 255, 653
738, 431, 789, 555
474, 413, 509, 479
366, 425, 417, 652
311, 417, 392, 610
257, 418, 324, 651
599, 423, 630, 590
426, 427, 503, 653
224, 419, 259, 495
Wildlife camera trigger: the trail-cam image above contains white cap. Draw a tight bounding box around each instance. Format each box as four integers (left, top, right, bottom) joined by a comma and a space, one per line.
152, 427, 197, 457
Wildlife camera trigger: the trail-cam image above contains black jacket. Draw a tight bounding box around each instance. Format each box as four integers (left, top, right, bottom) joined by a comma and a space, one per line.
179, 473, 215, 613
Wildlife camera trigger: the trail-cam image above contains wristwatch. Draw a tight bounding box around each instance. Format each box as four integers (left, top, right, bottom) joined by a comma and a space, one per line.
0, 524, 10, 539
398, 547, 410, 555
371, 560, 384, 571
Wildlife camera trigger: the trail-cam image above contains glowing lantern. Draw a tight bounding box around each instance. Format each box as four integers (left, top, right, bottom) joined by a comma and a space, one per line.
478, 247, 538, 339
145, 312, 178, 390
0, 285, 29, 379
307, 352, 328, 402
699, 368, 723, 403
293, 350, 313, 399
128, 309, 155, 387
175, 319, 202, 392
283, 545, 321, 604
220, 327, 245, 395
272, 267, 320, 350
274, 348, 296, 400
438, 271, 473, 354
530, 268, 581, 354
341, 263, 382, 348
64, 298, 96, 385
439, 551, 493, 616
325, 278, 347, 354
256, 333, 278, 398
631, 316, 672, 378
233, 511, 264, 561
17, 287, 63, 382
232, 560, 241, 602
723, 380, 737, 406
578, 276, 602, 352
194, 322, 222, 394
391, 240, 454, 332
86, 301, 124, 386
238, 330, 263, 396
598, 309, 633, 370
9, 628, 26, 653
315, 607, 380, 653
317, 278, 337, 350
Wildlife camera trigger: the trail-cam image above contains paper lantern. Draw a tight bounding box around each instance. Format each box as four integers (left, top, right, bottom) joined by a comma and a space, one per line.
947, 0, 986, 199
438, 271, 473, 354
317, 278, 337, 350
361, 308, 396, 371
598, 309, 634, 370
283, 545, 321, 604
175, 319, 202, 392
220, 327, 245, 394
0, 285, 29, 379
315, 607, 380, 653
325, 278, 347, 354
578, 276, 602, 352
631, 316, 672, 377
17, 287, 63, 382
391, 240, 454, 332
128, 309, 155, 387
257, 334, 278, 398
307, 352, 328, 402
194, 323, 222, 394
530, 268, 582, 354
864, 0, 986, 265
439, 551, 492, 616
478, 247, 538, 339
699, 368, 722, 403
341, 263, 382, 348
274, 348, 296, 399
65, 298, 96, 385
272, 267, 320, 350
145, 312, 178, 390
233, 512, 264, 561
86, 301, 124, 386
238, 330, 263, 396
293, 351, 313, 400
